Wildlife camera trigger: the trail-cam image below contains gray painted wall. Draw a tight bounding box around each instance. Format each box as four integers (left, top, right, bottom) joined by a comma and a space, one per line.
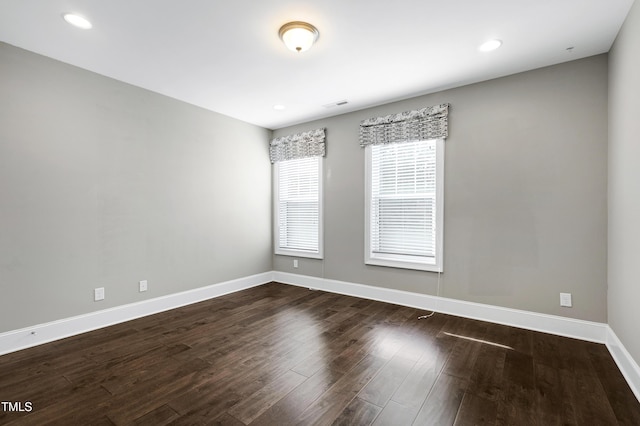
0, 43, 272, 333
609, 1, 640, 366
0, 39, 611, 334
274, 55, 609, 322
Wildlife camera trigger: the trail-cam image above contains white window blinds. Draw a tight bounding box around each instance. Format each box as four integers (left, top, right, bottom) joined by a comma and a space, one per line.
275, 156, 322, 256
370, 140, 437, 259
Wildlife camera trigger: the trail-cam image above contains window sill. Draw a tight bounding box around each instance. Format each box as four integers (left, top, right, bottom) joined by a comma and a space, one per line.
275, 249, 323, 260
365, 256, 442, 272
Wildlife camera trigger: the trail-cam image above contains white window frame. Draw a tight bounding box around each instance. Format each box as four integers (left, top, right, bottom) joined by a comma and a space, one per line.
274, 156, 323, 259
364, 139, 444, 272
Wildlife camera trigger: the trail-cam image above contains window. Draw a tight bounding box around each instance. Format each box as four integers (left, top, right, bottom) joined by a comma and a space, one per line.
274, 156, 323, 258
365, 139, 444, 271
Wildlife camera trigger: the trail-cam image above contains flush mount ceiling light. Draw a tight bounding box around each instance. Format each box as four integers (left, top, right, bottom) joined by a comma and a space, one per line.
479, 39, 502, 52
278, 21, 319, 53
62, 13, 92, 29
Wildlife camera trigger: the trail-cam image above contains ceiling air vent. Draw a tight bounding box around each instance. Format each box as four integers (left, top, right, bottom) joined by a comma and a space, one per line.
322, 100, 348, 108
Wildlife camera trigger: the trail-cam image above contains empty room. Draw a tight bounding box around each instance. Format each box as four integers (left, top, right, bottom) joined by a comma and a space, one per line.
1, 0, 639, 424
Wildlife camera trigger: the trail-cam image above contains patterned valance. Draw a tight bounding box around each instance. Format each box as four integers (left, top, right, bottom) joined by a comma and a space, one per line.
270, 128, 326, 163
360, 103, 449, 147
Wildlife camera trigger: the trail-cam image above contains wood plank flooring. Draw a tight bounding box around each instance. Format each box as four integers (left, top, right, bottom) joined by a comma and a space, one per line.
1, 282, 639, 425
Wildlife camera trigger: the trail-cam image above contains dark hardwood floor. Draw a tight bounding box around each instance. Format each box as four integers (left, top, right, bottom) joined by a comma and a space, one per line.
1, 282, 639, 425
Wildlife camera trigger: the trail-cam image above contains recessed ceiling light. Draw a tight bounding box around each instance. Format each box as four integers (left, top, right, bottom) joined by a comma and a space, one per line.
63, 13, 92, 29
273, 104, 286, 111
479, 39, 502, 52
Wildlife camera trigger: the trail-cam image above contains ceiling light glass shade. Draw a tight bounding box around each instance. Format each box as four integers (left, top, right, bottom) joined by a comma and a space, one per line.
479, 39, 502, 52
279, 22, 319, 53
63, 13, 92, 29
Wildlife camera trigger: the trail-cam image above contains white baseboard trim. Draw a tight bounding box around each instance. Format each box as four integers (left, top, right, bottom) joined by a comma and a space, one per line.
606, 327, 640, 403
272, 271, 608, 344
0, 271, 273, 356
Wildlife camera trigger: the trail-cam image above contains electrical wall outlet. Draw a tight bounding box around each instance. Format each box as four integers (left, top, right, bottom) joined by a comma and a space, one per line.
560, 292, 572, 307
94, 287, 105, 301
139, 280, 148, 292
293, 259, 298, 268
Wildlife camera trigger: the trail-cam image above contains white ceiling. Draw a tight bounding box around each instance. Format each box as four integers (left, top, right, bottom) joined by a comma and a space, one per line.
0, 0, 634, 130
